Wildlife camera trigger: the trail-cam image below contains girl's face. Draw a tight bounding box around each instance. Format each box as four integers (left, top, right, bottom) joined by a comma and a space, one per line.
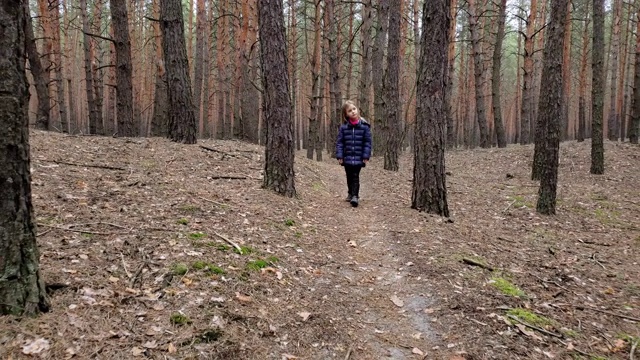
345, 104, 359, 120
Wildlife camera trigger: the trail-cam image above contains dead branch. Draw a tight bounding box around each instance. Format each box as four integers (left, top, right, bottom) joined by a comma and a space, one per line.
576, 306, 640, 322
68, 222, 129, 229
344, 347, 353, 360
507, 314, 564, 338
210, 175, 247, 180
200, 145, 252, 159
213, 232, 243, 254
199, 196, 229, 208
37, 223, 124, 235
462, 258, 494, 271
502, 199, 517, 213
41, 159, 126, 171
631, 338, 638, 360
120, 253, 132, 279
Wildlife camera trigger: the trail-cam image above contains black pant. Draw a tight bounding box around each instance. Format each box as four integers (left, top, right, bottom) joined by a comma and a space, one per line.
344, 165, 362, 197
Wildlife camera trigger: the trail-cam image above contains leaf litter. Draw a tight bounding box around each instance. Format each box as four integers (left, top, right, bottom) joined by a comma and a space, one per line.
0, 131, 637, 359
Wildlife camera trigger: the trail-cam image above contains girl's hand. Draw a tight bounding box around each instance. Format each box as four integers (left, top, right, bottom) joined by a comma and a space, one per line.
338, 159, 343, 164
363, 159, 369, 164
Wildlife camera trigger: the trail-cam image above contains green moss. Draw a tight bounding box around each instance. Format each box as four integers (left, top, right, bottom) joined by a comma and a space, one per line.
192, 261, 209, 270
266, 256, 279, 263
294, 231, 303, 238
188, 232, 206, 240
492, 277, 526, 297
170, 313, 192, 326
246, 259, 269, 271
179, 204, 201, 213
312, 182, 324, 191
171, 263, 189, 276
507, 308, 554, 327
233, 246, 253, 255
216, 244, 230, 251
284, 218, 296, 226
196, 329, 222, 343
176, 218, 189, 225
207, 266, 226, 275
508, 195, 533, 209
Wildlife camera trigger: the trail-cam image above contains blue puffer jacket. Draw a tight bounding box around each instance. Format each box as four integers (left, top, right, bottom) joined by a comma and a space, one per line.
336, 118, 372, 166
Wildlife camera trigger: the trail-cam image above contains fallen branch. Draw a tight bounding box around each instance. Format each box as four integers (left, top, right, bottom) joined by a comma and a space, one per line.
199, 145, 252, 159
120, 253, 132, 279
37, 223, 123, 236
42, 159, 126, 171
556, 339, 598, 359
507, 314, 564, 338
462, 258, 494, 271
199, 196, 229, 208
631, 338, 638, 360
68, 222, 129, 229
576, 306, 640, 322
214, 232, 243, 254
344, 347, 353, 360
210, 175, 247, 180
502, 199, 517, 213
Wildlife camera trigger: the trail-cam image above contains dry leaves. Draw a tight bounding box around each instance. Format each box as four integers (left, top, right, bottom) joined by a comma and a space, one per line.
22, 338, 50, 355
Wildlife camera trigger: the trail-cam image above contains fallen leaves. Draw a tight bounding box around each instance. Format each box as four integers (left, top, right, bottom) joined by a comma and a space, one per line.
22, 338, 50, 355
390, 295, 404, 307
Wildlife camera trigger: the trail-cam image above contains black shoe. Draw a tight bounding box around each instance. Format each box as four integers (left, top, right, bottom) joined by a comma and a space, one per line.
345, 195, 352, 202
350, 196, 359, 207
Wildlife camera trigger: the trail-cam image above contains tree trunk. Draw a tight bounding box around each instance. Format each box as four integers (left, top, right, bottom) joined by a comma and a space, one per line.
25, 1, 50, 131
259, 0, 296, 197
520, 0, 538, 144
445, 0, 458, 149
327, 0, 341, 159
161, 0, 198, 144
91, 0, 104, 135
607, 0, 623, 141
50, 1, 68, 132
307, 0, 322, 160
0, 1, 50, 316
561, 0, 572, 140
111, 0, 135, 136
192, 0, 206, 137
536, 0, 568, 215
372, 0, 389, 154
628, 7, 640, 144
591, 0, 605, 174
491, 0, 508, 148
412, 0, 449, 217
468, 0, 490, 148
577, 2, 590, 143
151, 0, 168, 137
80, 0, 99, 135
358, 0, 373, 120
384, 0, 401, 170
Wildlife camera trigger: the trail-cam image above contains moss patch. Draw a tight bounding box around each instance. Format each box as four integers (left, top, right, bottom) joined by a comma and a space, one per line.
491, 277, 526, 297
507, 308, 554, 327
170, 313, 192, 326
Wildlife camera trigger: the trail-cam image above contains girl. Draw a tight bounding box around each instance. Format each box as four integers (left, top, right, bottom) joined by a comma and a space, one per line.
335, 100, 372, 207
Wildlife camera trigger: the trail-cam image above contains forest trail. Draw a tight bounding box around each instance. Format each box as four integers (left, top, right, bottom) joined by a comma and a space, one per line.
296, 156, 440, 359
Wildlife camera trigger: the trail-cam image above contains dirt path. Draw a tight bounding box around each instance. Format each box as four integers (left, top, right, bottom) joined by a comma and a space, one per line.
299, 158, 439, 359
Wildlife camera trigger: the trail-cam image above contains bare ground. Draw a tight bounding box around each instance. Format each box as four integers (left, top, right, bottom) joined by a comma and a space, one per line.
0, 131, 638, 360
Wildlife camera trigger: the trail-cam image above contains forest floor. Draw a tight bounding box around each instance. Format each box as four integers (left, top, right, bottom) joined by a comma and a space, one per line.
0, 131, 638, 360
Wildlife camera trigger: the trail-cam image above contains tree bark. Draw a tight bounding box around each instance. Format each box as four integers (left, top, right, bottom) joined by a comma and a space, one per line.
577, 2, 590, 143
591, 0, 605, 174
161, 0, 198, 144
358, 0, 373, 120
111, 0, 135, 137
259, 0, 296, 197
192, 0, 206, 137
628, 7, 640, 144
411, 0, 449, 217
0, 1, 50, 316
80, 0, 100, 135
384, 0, 401, 170
607, 0, 623, 141
520, 0, 538, 145
561, 0, 572, 140
25, 1, 50, 131
468, 0, 490, 148
445, 0, 458, 148
307, 0, 322, 160
372, 0, 389, 154
326, 0, 341, 159
491, 0, 508, 148
151, 0, 168, 137
536, 0, 568, 215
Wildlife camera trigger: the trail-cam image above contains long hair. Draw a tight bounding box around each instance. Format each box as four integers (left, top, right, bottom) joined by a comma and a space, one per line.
341, 100, 357, 121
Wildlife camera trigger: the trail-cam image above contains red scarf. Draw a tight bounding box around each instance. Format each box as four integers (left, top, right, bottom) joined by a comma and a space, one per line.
349, 118, 359, 126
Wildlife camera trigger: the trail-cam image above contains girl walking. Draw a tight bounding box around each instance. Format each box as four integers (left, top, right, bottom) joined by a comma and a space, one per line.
335, 100, 372, 207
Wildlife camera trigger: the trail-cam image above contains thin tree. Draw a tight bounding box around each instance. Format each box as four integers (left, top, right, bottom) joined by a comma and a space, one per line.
577, 1, 590, 143
326, 0, 342, 159
520, 0, 539, 145
0, 1, 50, 316
80, 0, 100, 135
110, 0, 135, 136
445, 0, 458, 148
359, 0, 373, 119
468, 0, 490, 148
628, 7, 640, 144
607, 0, 623, 141
536, 0, 568, 215
372, 0, 389, 153
591, 0, 605, 174
306, 0, 322, 160
411, 0, 449, 216
160, 0, 198, 144
259, 0, 296, 197
491, 0, 508, 148
25, 0, 50, 131
151, 0, 168, 137
384, 0, 402, 170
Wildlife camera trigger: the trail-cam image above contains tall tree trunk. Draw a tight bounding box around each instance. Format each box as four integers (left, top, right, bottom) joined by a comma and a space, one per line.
192, 0, 206, 137
259, 0, 295, 197
358, 0, 373, 120
607, 0, 622, 141
372, 0, 389, 154
326, 0, 341, 159
412, 0, 449, 217
151, 0, 168, 136
591, 0, 605, 174
25, 1, 50, 131
50, 0, 68, 132
445, 0, 457, 149
577, 1, 590, 142
629, 7, 640, 144
0, 1, 50, 316
616, 2, 631, 141
80, 0, 99, 134
536, 0, 568, 215
560, 0, 572, 140
161, 0, 198, 144
468, 0, 490, 148
384, 0, 401, 170
491, 0, 507, 148
307, 0, 322, 160
91, 0, 104, 135
111, 0, 135, 136
520, 0, 539, 144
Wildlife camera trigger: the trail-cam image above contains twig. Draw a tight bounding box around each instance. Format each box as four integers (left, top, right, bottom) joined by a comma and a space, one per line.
42, 159, 126, 171
576, 306, 640, 322
120, 253, 132, 279
462, 258, 494, 271
590, 253, 606, 270
200, 145, 251, 159
507, 314, 564, 338
199, 196, 229, 208
502, 199, 517, 213
210, 175, 248, 180
213, 232, 243, 254
556, 339, 597, 358
36, 228, 53, 237
36, 223, 122, 235
344, 347, 353, 360
631, 338, 638, 360
130, 262, 149, 288
68, 222, 129, 229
